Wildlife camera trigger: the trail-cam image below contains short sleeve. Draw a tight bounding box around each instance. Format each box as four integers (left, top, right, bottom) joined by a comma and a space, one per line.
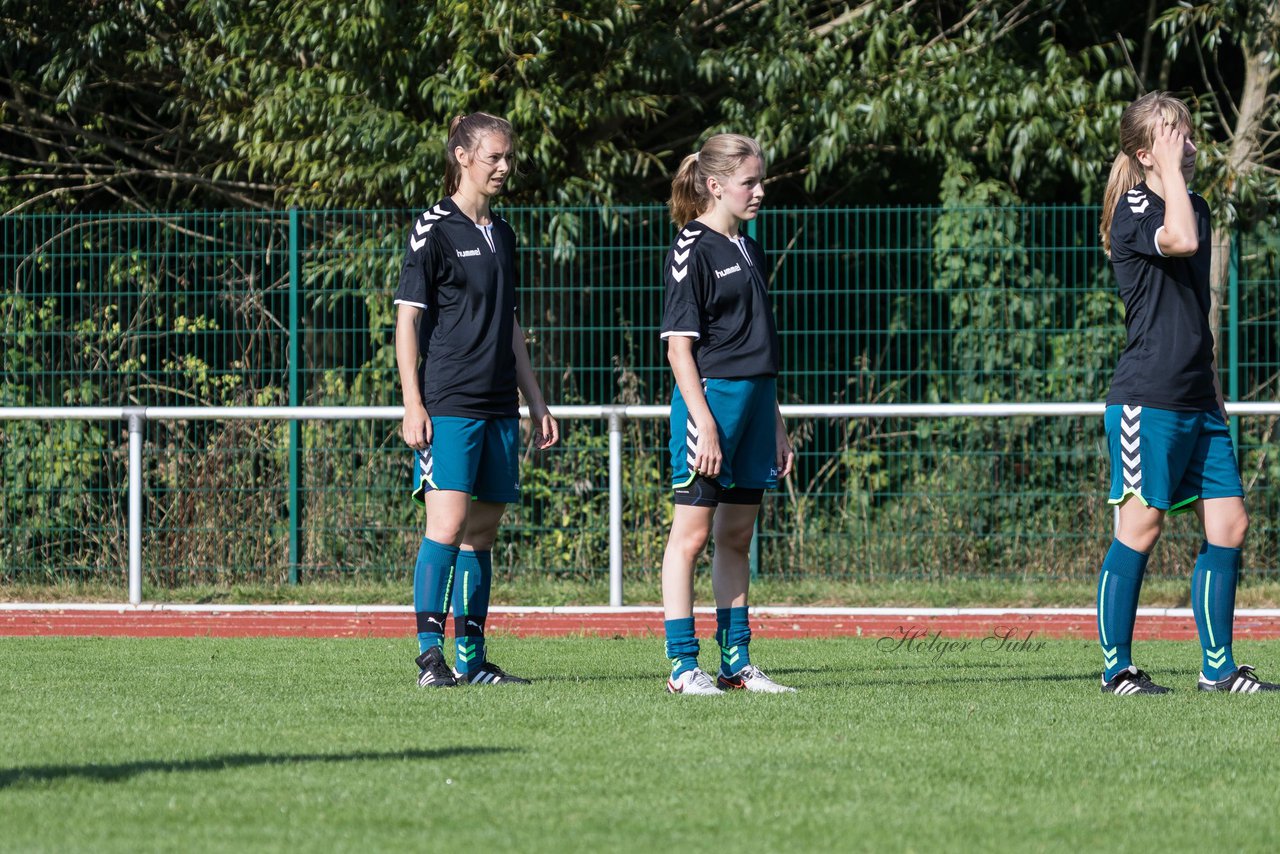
393, 211, 439, 308
660, 248, 704, 340
1110, 186, 1165, 258
660, 225, 708, 340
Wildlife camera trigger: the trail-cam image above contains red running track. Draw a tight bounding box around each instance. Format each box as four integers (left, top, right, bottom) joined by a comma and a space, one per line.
5, 607, 1280, 641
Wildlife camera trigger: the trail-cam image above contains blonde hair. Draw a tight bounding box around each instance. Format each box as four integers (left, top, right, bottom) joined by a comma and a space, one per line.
668, 133, 765, 226
1100, 92, 1193, 256
444, 112, 515, 196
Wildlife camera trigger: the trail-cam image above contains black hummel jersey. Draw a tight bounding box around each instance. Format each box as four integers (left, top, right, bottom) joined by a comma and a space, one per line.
393, 197, 519, 418
1106, 182, 1217, 411
659, 224, 780, 378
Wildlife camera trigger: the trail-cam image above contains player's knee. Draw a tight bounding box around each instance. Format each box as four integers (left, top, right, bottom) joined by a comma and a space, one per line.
1118, 506, 1164, 552
426, 520, 467, 547
461, 525, 499, 550
714, 524, 754, 556
669, 526, 712, 559
1220, 512, 1249, 548
1132, 530, 1162, 553
1120, 523, 1162, 554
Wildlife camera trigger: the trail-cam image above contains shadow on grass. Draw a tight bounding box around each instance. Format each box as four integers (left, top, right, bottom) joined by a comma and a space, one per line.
535, 671, 662, 685
755, 663, 1102, 687
536, 663, 1105, 688
0, 745, 519, 789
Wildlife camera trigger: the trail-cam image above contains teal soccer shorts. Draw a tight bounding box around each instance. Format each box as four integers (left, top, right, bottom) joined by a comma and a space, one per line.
670, 377, 778, 507
1106, 404, 1243, 515
412, 416, 520, 504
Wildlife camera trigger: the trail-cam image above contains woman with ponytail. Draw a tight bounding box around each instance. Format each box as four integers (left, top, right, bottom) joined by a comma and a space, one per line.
393, 113, 559, 688
658, 134, 796, 695
1094, 92, 1276, 695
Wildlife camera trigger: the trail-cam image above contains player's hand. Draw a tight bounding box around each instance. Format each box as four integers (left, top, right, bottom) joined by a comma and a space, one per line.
1150, 120, 1189, 179
693, 420, 722, 479
532, 407, 559, 450
402, 403, 431, 450
775, 424, 795, 480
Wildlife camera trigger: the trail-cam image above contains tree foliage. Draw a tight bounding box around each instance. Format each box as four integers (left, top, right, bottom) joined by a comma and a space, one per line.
3, 0, 1276, 217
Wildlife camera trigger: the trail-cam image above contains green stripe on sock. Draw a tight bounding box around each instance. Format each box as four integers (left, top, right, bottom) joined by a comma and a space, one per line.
1204, 570, 1216, 649
1099, 570, 1109, 646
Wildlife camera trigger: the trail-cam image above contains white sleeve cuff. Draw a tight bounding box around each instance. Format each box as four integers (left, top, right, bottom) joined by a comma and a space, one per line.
1153, 226, 1168, 257
394, 299, 429, 309
660, 331, 700, 340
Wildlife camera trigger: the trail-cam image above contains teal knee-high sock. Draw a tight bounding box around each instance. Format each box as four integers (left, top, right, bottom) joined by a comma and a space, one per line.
452, 549, 492, 676
1192, 542, 1241, 681
1097, 539, 1149, 681
664, 617, 699, 679
413, 537, 459, 655
716, 607, 752, 677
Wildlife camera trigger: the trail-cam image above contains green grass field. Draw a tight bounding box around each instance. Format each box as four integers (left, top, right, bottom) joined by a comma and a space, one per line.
5, 637, 1280, 852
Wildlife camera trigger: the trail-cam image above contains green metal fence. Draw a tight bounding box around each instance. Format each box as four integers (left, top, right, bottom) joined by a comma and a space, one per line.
2, 207, 1278, 585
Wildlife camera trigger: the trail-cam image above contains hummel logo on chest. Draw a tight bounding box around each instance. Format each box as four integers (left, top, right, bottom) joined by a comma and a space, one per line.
714, 263, 742, 279
456, 248, 482, 258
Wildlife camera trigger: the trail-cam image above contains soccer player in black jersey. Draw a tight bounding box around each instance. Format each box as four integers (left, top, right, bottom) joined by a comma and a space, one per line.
393, 113, 559, 688
1095, 92, 1277, 695
658, 134, 796, 695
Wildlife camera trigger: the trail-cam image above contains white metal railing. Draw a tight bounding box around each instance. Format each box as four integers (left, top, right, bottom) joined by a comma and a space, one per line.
5, 402, 1280, 606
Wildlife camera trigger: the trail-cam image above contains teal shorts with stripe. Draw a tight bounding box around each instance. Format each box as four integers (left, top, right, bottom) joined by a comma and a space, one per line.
412, 416, 520, 504
1106, 403, 1243, 515
670, 377, 778, 492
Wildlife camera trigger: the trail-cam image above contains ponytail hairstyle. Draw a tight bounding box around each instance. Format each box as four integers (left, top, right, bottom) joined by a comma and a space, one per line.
668, 133, 765, 226
443, 112, 515, 196
1100, 91, 1193, 255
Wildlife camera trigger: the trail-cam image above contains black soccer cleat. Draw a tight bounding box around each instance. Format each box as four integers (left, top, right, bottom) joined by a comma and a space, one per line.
416, 647, 457, 688
1101, 666, 1170, 695
1197, 664, 1280, 693
453, 661, 531, 685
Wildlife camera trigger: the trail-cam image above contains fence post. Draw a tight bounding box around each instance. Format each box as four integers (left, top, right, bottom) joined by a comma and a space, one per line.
126, 407, 145, 606
288, 208, 302, 584
746, 214, 761, 579
608, 407, 624, 607
1228, 230, 1240, 455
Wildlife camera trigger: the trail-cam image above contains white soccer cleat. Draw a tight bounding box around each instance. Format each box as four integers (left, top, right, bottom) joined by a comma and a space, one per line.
718, 664, 797, 693
666, 667, 724, 695
1197, 664, 1280, 693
